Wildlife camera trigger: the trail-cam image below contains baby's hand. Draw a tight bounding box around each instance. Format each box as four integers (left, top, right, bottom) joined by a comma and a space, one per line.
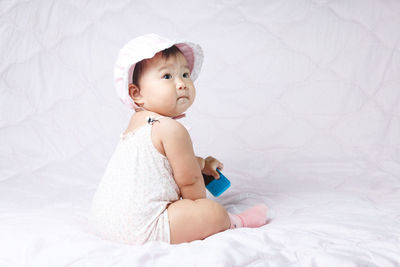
203, 156, 224, 179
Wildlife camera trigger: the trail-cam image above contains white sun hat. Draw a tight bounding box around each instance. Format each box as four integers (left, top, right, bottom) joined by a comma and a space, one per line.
114, 33, 204, 110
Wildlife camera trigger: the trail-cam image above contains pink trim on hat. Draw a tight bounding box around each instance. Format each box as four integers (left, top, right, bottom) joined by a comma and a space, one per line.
175, 43, 195, 74
128, 63, 136, 84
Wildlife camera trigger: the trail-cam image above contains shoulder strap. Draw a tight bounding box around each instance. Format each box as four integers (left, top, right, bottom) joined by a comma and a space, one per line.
146, 115, 168, 125
146, 114, 192, 133
146, 113, 186, 125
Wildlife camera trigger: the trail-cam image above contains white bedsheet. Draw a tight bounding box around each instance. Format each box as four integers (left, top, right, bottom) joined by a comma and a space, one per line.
1, 0, 400, 266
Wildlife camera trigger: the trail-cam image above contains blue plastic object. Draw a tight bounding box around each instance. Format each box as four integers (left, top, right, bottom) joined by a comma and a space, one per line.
202, 169, 231, 197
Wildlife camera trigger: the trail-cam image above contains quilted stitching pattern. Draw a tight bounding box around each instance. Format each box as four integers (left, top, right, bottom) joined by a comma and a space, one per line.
0, 1, 399, 182
0, 1, 400, 266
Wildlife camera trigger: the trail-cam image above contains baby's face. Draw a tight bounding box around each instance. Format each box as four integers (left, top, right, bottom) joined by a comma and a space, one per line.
137, 52, 195, 117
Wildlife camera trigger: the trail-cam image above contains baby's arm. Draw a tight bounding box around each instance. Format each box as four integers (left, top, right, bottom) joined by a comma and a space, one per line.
156, 119, 206, 200
155, 120, 235, 243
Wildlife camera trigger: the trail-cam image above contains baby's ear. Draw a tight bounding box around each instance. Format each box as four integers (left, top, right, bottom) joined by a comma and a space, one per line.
128, 83, 144, 106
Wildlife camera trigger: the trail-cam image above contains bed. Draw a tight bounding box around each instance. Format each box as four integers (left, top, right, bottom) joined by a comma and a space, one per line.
1, 0, 399, 266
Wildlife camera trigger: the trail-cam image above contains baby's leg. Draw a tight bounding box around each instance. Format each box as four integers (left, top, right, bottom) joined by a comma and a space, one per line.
167, 198, 230, 244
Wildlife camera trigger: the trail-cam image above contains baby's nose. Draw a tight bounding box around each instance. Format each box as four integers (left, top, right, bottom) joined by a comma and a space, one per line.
176, 79, 187, 90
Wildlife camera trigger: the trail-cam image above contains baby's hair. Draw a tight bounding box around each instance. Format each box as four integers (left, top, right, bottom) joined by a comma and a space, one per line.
131, 45, 183, 87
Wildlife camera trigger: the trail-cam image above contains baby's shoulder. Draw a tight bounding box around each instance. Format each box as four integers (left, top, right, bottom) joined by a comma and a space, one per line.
155, 117, 188, 136
151, 117, 190, 153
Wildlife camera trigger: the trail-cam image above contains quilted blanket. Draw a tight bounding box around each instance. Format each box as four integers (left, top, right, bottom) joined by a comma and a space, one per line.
1, 0, 399, 266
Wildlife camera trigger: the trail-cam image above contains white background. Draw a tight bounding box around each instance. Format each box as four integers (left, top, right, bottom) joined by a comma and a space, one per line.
1, 0, 399, 266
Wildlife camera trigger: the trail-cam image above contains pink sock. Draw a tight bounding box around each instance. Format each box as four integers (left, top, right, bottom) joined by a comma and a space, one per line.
228, 204, 268, 229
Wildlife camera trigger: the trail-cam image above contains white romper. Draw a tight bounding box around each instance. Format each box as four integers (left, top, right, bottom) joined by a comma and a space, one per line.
88, 116, 180, 245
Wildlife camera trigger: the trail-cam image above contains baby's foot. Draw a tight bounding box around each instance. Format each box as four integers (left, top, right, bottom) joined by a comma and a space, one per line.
237, 204, 268, 228
229, 204, 268, 229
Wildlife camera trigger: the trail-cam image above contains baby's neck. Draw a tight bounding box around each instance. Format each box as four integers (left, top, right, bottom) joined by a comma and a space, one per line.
134, 110, 186, 120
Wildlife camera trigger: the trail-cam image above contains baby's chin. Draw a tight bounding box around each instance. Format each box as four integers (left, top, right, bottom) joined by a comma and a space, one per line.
173, 106, 193, 118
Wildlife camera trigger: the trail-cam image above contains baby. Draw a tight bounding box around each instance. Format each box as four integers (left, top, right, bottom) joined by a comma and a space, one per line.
88, 34, 268, 245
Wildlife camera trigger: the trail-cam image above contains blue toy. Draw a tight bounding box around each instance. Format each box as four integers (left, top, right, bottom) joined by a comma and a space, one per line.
202, 169, 231, 197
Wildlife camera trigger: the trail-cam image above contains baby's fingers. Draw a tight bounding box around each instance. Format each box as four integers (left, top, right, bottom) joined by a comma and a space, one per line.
212, 169, 220, 179
217, 162, 224, 171
205, 156, 224, 179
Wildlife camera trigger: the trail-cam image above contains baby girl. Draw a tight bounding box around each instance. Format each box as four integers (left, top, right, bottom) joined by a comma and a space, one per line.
88, 34, 268, 245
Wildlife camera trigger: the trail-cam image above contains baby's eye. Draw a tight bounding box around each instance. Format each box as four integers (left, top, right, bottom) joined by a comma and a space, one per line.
163, 74, 172, 79
183, 72, 190, 78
